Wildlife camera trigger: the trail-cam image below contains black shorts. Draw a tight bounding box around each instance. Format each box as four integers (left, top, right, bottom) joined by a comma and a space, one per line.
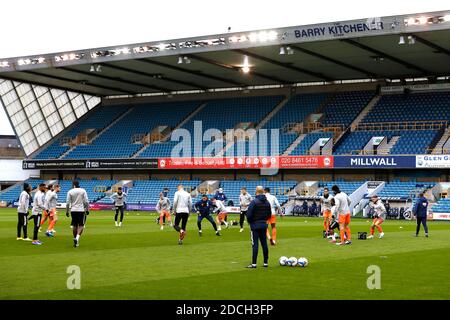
329, 220, 339, 230
71, 211, 86, 227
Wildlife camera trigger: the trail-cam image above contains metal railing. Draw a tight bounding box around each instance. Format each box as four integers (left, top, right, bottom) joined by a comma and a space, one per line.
355, 120, 448, 131
427, 148, 450, 154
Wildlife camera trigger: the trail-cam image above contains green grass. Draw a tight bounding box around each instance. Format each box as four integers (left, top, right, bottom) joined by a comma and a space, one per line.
1, 208, 449, 300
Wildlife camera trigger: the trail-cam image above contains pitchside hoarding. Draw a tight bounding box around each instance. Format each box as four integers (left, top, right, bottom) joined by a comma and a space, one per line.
333, 155, 416, 169
22, 159, 158, 170
157, 156, 333, 169
22, 155, 450, 169
416, 155, 450, 168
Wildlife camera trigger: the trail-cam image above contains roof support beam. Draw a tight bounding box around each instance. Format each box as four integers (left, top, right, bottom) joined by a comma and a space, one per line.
22, 71, 133, 95
289, 45, 378, 78
341, 39, 431, 75
233, 49, 334, 81
100, 63, 207, 91
411, 35, 450, 57
186, 54, 291, 84
1, 73, 113, 96
137, 59, 245, 87
59, 67, 170, 93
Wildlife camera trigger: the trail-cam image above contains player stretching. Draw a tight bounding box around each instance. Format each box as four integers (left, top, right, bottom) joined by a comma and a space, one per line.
367, 195, 385, 239
17, 183, 32, 241
264, 188, 281, 246
239, 187, 252, 232
211, 198, 228, 231
320, 187, 333, 236
195, 195, 220, 236
39, 184, 51, 232
44, 184, 60, 237
31, 184, 47, 245
172, 185, 192, 245
66, 181, 89, 248
111, 186, 127, 227
156, 193, 172, 230
331, 185, 352, 246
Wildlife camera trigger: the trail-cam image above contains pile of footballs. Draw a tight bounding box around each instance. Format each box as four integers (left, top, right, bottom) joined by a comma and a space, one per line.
279, 256, 309, 267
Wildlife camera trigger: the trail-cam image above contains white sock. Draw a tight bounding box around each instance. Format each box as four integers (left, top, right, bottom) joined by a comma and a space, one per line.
224, 221, 228, 226
75, 235, 80, 241
217, 226, 221, 231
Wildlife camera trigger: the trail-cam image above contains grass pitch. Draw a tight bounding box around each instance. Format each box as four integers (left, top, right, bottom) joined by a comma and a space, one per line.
0, 208, 449, 300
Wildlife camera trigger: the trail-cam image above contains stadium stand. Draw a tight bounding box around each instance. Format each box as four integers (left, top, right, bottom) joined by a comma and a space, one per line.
334, 91, 450, 155
320, 90, 375, 126
107, 179, 201, 204
432, 198, 450, 213
63, 101, 201, 159
138, 96, 283, 158
290, 132, 333, 155
375, 181, 431, 200
362, 92, 450, 123
335, 130, 440, 155
34, 105, 129, 159
218, 180, 298, 205
57, 180, 117, 202
317, 180, 363, 196
27, 89, 450, 159
0, 179, 46, 205
235, 93, 329, 156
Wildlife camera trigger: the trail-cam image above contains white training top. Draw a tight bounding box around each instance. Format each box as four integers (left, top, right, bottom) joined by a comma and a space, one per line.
265, 193, 281, 215
332, 192, 351, 217
32, 190, 46, 215
46, 190, 58, 210
110, 192, 127, 206
173, 189, 192, 213
17, 191, 30, 214
156, 197, 171, 212
66, 188, 89, 212
320, 194, 334, 212
239, 193, 253, 212
369, 199, 386, 219
213, 199, 226, 213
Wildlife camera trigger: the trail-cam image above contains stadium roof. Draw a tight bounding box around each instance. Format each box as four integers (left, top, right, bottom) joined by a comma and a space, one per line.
1, 10, 450, 97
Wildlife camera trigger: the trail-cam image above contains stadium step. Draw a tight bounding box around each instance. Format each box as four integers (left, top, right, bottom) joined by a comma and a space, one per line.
217, 96, 291, 157
378, 136, 400, 155
350, 94, 381, 131
432, 127, 450, 154
255, 96, 291, 130
60, 107, 135, 159
131, 101, 207, 158
283, 134, 307, 155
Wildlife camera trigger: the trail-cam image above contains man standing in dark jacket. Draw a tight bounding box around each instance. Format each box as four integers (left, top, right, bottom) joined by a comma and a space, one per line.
245, 186, 272, 268
413, 193, 429, 237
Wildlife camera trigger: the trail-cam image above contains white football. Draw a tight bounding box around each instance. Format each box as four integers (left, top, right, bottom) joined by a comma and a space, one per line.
297, 257, 309, 267
279, 256, 288, 266
288, 257, 298, 267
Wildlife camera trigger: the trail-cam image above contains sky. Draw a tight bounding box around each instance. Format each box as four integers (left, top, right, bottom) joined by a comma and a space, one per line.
0, 0, 448, 135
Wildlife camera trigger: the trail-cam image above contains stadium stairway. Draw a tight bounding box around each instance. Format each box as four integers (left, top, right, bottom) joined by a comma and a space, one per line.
432, 126, 450, 154
350, 94, 381, 131
283, 134, 307, 155
378, 136, 400, 155
254, 96, 291, 130
218, 96, 291, 157
61, 107, 135, 159
132, 101, 207, 158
